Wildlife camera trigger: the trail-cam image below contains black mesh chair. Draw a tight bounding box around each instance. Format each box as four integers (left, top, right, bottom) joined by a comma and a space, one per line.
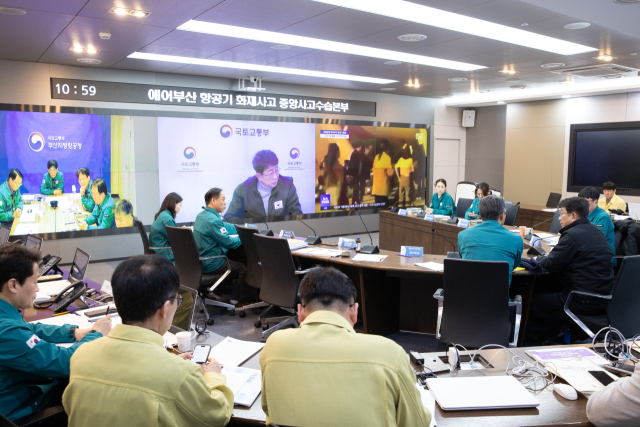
235, 226, 269, 318
456, 198, 474, 219
135, 219, 170, 256
165, 226, 235, 328
253, 234, 310, 341
565, 255, 640, 339
548, 210, 562, 234
546, 192, 562, 208
433, 259, 522, 348
504, 202, 520, 227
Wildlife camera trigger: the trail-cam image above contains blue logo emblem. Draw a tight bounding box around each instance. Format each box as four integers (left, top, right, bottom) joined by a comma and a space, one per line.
28, 132, 45, 152
290, 148, 300, 159
183, 147, 196, 159
220, 125, 233, 138
320, 194, 330, 211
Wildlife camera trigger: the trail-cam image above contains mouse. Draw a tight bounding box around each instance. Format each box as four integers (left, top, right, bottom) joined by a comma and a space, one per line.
552, 383, 578, 400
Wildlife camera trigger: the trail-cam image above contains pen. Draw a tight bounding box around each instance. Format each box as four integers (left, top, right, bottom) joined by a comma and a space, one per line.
53, 311, 69, 317
106, 306, 110, 316
397, 254, 412, 258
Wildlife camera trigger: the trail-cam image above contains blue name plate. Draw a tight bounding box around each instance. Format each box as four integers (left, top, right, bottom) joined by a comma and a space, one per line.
398, 209, 407, 216
338, 237, 357, 249
401, 246, 424, 257
458, 219, 470, 229
424, 213, 434, 221
279, 230, 295, 239
244, 223, 258, 229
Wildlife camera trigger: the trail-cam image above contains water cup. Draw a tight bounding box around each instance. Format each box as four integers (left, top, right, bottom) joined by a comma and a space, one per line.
176, 331, 194, 352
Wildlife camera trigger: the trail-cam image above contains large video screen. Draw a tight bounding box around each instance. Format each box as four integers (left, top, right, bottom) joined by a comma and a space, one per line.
158, 117, 427, 223
0, 111, 137, 236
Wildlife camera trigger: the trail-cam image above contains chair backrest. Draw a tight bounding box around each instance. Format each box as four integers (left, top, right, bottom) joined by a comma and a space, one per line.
608, 256, 640, 337
490, 188, 501, 197
253, 234, 300, 308
441, 259, 511, 348
548, 210, 562, 234
236, 225, 263, 289
455, 181, 476, 205
546, 192, 562, 208
165, 226, 203, 293
456, 198, 474, 218
503, 203, 520, 226
134, 219, 153, 255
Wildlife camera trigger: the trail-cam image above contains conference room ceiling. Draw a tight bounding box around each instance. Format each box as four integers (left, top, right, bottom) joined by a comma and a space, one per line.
1, 0, 640, 99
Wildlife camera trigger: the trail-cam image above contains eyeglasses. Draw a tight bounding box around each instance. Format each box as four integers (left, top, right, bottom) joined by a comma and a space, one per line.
262, 167, 280, 179
172, 294, 183, 307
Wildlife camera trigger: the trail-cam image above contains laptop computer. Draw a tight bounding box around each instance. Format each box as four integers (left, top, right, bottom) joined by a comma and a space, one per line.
0, 225, 11, 245
26, 234, 43, 250
35, 248, 91, 301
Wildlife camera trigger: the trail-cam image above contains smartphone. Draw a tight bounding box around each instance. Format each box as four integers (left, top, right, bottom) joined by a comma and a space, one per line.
588, 370, 616, 387
191, 344, 212, 365
604, 363, 635, 376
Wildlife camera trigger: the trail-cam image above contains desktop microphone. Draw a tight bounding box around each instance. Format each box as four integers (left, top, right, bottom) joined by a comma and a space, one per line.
354, 207, 379, 254
390, 188, 417, 213
525, 210, 559, 240
289, 212, 321, 245
244, 210, 274, 236
431, 228, 457, 254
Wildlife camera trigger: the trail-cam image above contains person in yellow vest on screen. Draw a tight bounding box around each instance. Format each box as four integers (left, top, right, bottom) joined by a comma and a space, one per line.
395, 146, 415, 208
598, 181, 626, 214
41, 160, 64, 195
372, 139, 394, 206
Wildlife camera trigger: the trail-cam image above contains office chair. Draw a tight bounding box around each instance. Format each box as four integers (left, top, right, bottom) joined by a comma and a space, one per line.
165, 226, 235, 328
546, 192, 562, 208
12, 406, 67, 427
433, 259, 522, 348
253, 234, 310, 341
235, 225, 269, 318
548, 210, 562, 234
503, 203, 520, 227
455, 198, 474, 219
454, 181, 476, 205
134, 219, 171, 256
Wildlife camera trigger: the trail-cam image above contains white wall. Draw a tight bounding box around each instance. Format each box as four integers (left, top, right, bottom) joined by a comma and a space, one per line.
432, 100, 466, 199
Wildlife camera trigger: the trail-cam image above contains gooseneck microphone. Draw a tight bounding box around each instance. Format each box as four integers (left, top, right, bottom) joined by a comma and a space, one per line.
289, 212, 321, 245
431, 228, 456, 254
390, 189, 417, 213
354, 207, 379, 254
525, 209, 559, 240
244, 210, 274, 236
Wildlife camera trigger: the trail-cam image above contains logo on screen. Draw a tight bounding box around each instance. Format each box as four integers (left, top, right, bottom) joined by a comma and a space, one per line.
183, 147, 196, 159
320, 194, 331, 210
220, 125, 233, 138
290, 148, 300, 159
28, 132, 45, 152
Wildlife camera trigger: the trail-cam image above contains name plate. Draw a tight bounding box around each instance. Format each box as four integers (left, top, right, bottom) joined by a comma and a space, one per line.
424, 213, 434, 221
398, 209, 407, 216
401, 246, 424, 257
279, 230, 295, 239
244, 223, 258, 229
458, 219, 470, 229
338, 237, 357, 249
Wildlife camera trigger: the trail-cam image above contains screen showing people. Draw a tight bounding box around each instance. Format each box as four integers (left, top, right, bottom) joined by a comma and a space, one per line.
0, 111, 138, 235
157, 118, 428, 222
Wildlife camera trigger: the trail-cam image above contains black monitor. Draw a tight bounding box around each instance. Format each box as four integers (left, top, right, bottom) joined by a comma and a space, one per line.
26, 235, 43, 250
0, 226, 10, 245
69, 248, 91, 283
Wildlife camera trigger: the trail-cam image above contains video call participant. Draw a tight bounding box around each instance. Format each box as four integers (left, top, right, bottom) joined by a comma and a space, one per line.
113, 199, 135, 228
260, 267, 432, 427
194, 188, 246, 306
395, 146, 414, 208
598, 181, 626, 214
149, 192, 194, 330
426, 179, 457, 216
322, 143, 347, 208
347, 143, 372, 205
371, 139, 394, 206
76, 168, 94, 212
530, 197, 614, 343
78, 178, 115, 230
40, 160, 64, 195
63, 255, 233, 427
458, 195, 523, 286
579, 187, 615, 264
225, 150, 302, 220
465, 182, 491, 219
0, 169, 24, 228
0, 244, 111, 421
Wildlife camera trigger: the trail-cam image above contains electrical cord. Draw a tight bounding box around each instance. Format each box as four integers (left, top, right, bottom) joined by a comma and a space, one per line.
591, 327, 639, 363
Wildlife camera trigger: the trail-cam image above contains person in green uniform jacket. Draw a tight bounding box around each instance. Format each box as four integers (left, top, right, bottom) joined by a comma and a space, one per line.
458, 195, 523, 285
76, 168, 94, 212
579, 187, 616, 266
78, 178, 114, 230
0, 244, 112, 421
0, 169, 24, 228
40, 160, 64, 195
426, 178, 457, 216
194, 188, 246, 305
465, 182, 491, 220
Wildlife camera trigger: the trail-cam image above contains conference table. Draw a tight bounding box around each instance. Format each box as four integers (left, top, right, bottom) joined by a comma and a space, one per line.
515, 204, 557, 232
9, 193, 87, 236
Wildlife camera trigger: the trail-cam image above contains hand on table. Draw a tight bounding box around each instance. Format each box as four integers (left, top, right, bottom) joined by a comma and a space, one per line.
177, 352, 193, 361
13, 208, 22, 218
200, 357, 223, 375
91, 314, 112, 336
78, 219, 88, 230
425, 208, 433, 214
53, 190, 62, 195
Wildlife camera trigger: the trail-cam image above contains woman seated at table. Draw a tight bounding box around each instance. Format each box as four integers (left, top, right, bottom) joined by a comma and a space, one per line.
465, 182, 491, 219
426, 178, 457, 216
41, 159, 64, 195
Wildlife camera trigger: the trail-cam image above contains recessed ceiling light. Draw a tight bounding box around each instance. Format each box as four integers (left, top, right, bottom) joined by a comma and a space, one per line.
0, 6, 26, 15
128, 52, 397, 84
612, 0, 640, 4
380, 87, 396, 91
109, 7, 150, 17
520, 23, 528, 27
384, 60, 402, 65
270, 45, 290, 50
77, 58, 102, 64
113, 8, 128, 15
405, 78, 421, 88
594, 55, 617, 61
510, 85, 526, 89
562, 79, 576, 83
562, 95, 571, 98
448, 77, 467, 81
70, 47, 98, 53
541, 63, 565, 68
398, 34, 427, 42
505, 78, 521, 82
631, 53, 638, 56
500, 69, 517, 74
86, 48, 97, 54
564, 22, 591, 30
497, 101, 506, 104
178, 21, 484, 71
601, 75, 624, 79
305, 0, 597, 55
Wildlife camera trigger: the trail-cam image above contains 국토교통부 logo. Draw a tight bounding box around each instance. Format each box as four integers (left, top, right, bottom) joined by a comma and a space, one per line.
290, 148, 300, 159
220, 125, 233, 138
183, 147, 196, 159
28, 132, 45, 152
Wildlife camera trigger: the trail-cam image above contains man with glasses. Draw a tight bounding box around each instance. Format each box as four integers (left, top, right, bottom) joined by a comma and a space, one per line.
225, 149, 302, 220
579, 187, 616, 265
63, 255, 233, 427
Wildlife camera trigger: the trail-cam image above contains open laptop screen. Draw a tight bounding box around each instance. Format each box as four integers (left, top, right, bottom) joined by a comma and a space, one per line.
26, 235, 43, 250
69, 249, 90, 282
0, 226, 10, 245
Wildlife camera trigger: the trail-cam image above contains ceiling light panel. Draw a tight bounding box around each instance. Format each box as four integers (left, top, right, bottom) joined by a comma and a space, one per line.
305, 0, 598, 55
177, 21, 486, 71
128, 52, 398, 84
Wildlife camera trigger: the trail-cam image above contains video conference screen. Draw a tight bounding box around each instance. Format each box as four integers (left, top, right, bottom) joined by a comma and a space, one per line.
157, 118, 428, 223
0, 111, 137, 236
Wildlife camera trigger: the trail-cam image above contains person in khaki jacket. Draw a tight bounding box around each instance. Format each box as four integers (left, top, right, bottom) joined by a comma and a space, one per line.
63, 255, 233, 427
260, 266, 432, 427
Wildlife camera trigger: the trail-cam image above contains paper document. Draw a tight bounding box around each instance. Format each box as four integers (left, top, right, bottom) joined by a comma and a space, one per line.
29, 313, 91, 329
527, 347, 609, 367
163, 332, 178, 349
14, 223, 41, 235
434, 215, 450, 220
22, 195, 35, 202
533, 233, 556, 239
416, 384, 437, 427
544, 359, 617, 394
542, 209, 557, 212
209, 337, 264, 368
351, 254, 387, 262
222, 366, 262, 406
287, 239, 308, 251
415, 262, 444, 272
35, 280, 71, 301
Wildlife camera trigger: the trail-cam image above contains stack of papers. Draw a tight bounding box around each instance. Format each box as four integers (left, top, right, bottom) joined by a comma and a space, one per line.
351, 254, 387, 262
35, 279, 72, 301
209, 337, 264, 368
415, 262, 444, 272
14, 223, 41, 235
544, 359, 617, 395
295, 247, 343, 257
526, 347, 609, 367
287, 239, 308, 251
223, 366, 262, 407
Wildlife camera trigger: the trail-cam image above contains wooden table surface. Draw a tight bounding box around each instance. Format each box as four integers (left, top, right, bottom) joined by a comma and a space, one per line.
516, 204, 557, 233
10, 193, 86, 236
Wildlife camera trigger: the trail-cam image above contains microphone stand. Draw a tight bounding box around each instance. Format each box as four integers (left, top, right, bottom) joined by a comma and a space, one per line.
289, 212, 321, 245
525, 209, 559, 240
354, 207, 379, 254
244, 209, 274, 236
390, 188, 416, 213
431, 228, 457, 254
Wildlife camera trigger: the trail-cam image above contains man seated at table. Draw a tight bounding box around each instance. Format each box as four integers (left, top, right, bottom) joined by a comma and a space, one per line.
40, 159, 64, 195
0, 244, 111, 421
78, 178, 115, 230
0, 168, 24, 228
62, 255, 233, 427
458, 195, 523, 285
76, 168, 94, 212
587, 363, 640, 427
194, 188, 246, 305
259, 267, 432, 427
579, 187, 615, 264
530, 197, 614, 343
598, 181, 626, 214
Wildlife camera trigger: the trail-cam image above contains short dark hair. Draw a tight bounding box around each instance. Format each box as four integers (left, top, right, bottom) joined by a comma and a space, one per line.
76, 167, 90, 178
559, 197, 589, 219
299, 267, 357, 308
91, 178, 108, 195
47, 160, 58, 170
0, 244, 40, 292
435, 178, 447, 188
114, 199, 133, 216
603, 181, 616, 191
204, 188, 222, 205
111, 255, 180, 324
8, 168, 23, 181
476, 182, 490, 198
479, 195, 506, 221
252, 150, 279, 174
156, 192, 183, 220
578, 187, 600, 201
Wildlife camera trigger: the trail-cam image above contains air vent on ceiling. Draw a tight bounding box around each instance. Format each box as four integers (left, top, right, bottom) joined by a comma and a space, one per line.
612, 0, 640, 4
550, 64, 640, 78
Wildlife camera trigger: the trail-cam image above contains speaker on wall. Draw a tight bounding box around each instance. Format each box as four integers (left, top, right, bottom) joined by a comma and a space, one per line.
462, 110, 476, 128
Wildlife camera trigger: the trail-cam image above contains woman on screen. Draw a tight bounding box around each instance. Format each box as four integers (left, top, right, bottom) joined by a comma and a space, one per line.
41, 160, 64, 195
322, 143, 347, 207
465, 182, 490, 219
426, 179, 457, 217
372, 139, 394, 206
394, 146, 414, 208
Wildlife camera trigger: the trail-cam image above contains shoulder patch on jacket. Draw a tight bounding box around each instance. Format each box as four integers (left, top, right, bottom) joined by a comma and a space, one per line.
26, 334, 41, 349
220, 227, 227, 234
